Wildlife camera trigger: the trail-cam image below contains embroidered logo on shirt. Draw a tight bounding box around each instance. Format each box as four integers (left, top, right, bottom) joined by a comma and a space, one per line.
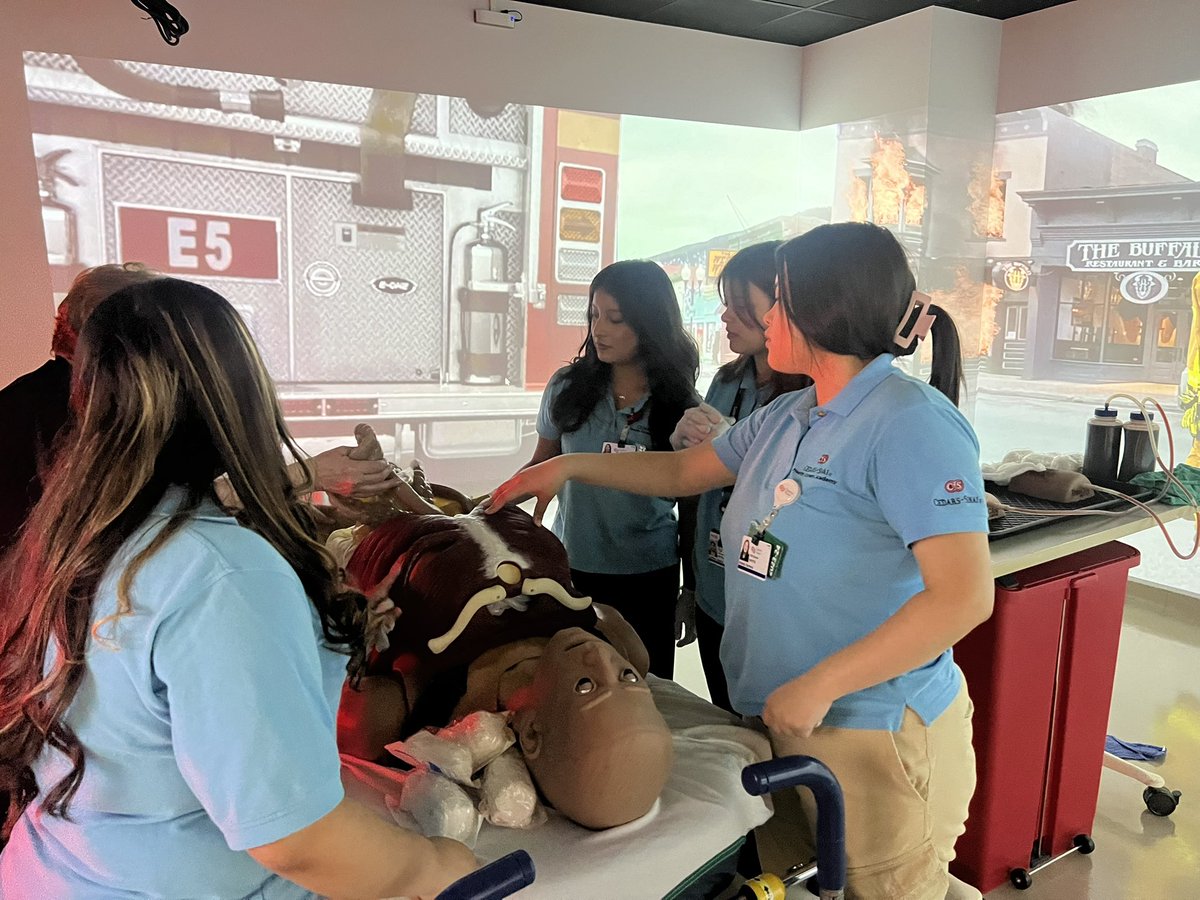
817, 454, 830, 464
797, 463, 837, 485
944, 479, 965, 493
933, 495, 984, 507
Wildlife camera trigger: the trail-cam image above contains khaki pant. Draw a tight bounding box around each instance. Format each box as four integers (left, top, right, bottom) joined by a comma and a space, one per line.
754, 680, 976, 900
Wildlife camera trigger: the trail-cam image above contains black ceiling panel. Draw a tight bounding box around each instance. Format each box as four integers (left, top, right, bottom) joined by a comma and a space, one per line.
529, 0, 676, 18
521, 0, 1078, 46
750, 10, 875, 44
816, 0, 936, 20
646, 0, 797, 36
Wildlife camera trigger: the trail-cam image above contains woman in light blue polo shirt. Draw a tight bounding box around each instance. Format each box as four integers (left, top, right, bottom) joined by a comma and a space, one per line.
0, 279, 475, 898
527, 259, 699, 677
669, 242, 810, 712
490, 223, 993, 900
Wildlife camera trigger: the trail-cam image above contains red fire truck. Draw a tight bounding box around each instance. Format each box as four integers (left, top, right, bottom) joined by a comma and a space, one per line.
24, 53, 620, 493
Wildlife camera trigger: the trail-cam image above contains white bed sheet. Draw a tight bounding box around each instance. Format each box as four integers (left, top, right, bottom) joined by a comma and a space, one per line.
340, 676, 773, 900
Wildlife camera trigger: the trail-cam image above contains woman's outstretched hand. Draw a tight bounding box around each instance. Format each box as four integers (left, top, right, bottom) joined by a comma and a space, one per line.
484, 458, 568, 525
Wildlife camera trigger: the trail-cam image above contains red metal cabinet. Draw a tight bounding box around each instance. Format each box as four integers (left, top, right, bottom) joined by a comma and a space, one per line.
951, 541, 1140, 893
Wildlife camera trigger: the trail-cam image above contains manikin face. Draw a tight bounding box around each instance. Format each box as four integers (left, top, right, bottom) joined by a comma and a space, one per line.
589, 289, 639, 366
511, 627, 673, 829
721, 281, 773, 357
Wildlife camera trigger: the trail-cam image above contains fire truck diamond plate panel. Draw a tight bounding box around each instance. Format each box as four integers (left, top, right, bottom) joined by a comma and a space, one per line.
448, 99, 526, 145
291, 179, 445, 383
100, 153, 291, 381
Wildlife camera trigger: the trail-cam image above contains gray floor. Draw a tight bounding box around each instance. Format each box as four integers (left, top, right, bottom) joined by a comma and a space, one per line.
675, 580, 1200, 900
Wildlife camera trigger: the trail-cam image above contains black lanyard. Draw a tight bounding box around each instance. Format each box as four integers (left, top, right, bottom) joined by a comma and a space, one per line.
618, 406, 647, 447
718, 387, 751, 513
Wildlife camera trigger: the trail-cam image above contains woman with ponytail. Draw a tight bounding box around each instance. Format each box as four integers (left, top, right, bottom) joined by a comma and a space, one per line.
0, 278, 475, 898
487, 222, 992, 900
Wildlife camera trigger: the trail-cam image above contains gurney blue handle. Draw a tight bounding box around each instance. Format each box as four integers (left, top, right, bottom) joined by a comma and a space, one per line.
742, 756, 846, 893
436, 849, 535, 900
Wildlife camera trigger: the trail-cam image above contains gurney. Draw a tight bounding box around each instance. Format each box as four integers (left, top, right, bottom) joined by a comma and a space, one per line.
430, 755, 849, 900
342, 677, 775, 899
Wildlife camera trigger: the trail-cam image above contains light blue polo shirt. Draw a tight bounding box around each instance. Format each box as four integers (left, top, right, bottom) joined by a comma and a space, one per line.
0, 488, 347, 899
693, 363, 774, 623
711, 354, 988, 730
537, 366, 679, 575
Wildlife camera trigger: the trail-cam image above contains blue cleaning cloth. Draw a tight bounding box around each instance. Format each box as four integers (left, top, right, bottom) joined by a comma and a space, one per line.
1106, 735, 1167, 761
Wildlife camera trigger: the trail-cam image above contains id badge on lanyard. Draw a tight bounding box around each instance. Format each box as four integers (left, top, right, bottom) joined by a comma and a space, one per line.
602, 406, 647, 454
736, 479, 800, 581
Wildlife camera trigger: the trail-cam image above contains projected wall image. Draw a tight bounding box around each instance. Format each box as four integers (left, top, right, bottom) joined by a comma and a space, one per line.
818, 86, 1199, 465
22, 53, 808, 492
977, 82, 1200, 465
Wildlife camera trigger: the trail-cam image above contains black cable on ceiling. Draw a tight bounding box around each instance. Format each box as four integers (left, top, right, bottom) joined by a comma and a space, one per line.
130, 0, 190, 45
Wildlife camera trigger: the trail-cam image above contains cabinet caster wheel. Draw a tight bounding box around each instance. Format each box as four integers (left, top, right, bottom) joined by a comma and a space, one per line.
1144, 786, 1181, 817
1009, 868, 1032, 890
1072, 834, 1095, 854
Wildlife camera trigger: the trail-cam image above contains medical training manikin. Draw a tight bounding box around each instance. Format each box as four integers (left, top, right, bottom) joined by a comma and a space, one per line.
328, 428, 674, 831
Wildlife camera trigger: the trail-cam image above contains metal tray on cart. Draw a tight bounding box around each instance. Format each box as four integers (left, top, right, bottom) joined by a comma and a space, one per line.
985, 476, 1157, 541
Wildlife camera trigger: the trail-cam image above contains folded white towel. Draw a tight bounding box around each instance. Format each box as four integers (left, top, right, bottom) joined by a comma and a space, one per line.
982, 450, 1083, 485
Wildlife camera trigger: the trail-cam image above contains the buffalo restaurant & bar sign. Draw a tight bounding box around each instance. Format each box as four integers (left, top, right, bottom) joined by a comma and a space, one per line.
1067, 239, 1200, 272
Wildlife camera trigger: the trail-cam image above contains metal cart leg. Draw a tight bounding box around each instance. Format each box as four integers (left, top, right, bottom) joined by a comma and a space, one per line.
740, 756, 846, 900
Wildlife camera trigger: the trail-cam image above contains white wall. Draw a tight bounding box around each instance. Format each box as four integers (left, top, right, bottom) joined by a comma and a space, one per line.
798, 9, 934, 131
799, 6, 1001, 133
0, 0, 802, 384
7, 0, 1200, 384
997, 0, 1200, 113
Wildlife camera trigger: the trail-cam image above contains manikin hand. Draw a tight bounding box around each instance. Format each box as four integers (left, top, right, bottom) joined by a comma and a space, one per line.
669, 402, 731, 450
675, 588, 697, 648
310, 446, 402, 498
484, 458, 568, 525
762, 671, 836, 741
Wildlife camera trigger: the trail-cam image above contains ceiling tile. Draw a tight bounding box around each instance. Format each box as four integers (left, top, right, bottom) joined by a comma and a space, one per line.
814, 0, 934, 22
645, 0, 795, 34
935, 0, 1076, 16
525, 0, 678, 19
519, 0, 1082, 47
750, 9, 873, 43
750, 0, 833, 8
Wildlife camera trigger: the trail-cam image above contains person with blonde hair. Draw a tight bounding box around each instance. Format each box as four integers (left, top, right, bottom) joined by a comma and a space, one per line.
0, 263, 158, 547
0, 263, 400, 551
0, 277, 476, 897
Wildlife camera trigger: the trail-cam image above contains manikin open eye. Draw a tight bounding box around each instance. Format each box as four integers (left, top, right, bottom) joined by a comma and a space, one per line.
574, 677, 596, 694
620, 668, 640, 684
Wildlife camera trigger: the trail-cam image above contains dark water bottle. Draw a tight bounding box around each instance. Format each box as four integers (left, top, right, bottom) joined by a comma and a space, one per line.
1082, 406, 1122, 482
1117, 411, 1160, 482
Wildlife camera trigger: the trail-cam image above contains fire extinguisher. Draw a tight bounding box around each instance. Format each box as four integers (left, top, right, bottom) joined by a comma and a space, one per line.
459, 203, 517, 384
37, 148, 80, 267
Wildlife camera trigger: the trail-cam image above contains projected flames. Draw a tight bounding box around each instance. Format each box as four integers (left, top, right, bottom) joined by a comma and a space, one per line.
848, 135, 926, 228
927, 266, 1002, 359
969, 164, 1006, 240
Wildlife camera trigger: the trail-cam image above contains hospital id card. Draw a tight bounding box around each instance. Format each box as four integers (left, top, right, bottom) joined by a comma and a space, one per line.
736, 532, 786, 580
600, 441, 646, 454
707, 529, 724, 567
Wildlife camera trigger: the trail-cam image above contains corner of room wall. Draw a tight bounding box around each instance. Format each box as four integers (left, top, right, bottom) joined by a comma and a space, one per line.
798, 7, 935, 131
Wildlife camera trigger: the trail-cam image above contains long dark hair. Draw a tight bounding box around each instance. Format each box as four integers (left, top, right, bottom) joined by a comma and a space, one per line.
0, 278, 366, 820
715, 242, 812, 402
551, 260, 699, 448
775, 223, 964, 404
